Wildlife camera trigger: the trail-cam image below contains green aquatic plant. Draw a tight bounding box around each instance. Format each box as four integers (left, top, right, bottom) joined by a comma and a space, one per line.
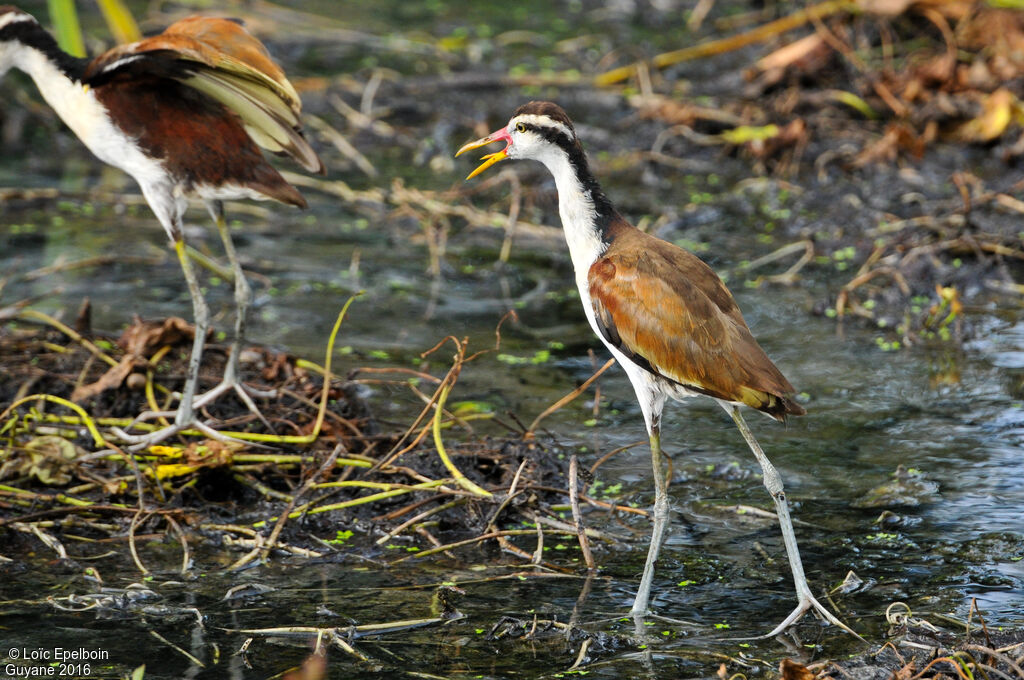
47, 0, 140, 56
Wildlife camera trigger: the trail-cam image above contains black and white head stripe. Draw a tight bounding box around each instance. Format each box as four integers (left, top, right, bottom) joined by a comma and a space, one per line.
510, 100, 577, 146
0, 6, 87, 79
508, 100, 618, 225
0, 7, 35, 32
509, 113, 575, 141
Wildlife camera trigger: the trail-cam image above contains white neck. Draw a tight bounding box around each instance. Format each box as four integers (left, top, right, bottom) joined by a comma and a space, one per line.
13, 45, 97, 144
10, 43, 162, 184
534, 145, 640, 406
533, 149, 606, 286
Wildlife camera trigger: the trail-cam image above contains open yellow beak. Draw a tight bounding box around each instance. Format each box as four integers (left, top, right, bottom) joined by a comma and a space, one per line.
455, 128, 512, 180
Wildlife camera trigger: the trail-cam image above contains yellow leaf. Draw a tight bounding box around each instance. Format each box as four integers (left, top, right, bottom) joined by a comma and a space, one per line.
450, 400, 493, 416
146, 445, 183, 458
96, 0, 141, 44
755, 33, 826, 72
955, 88, 1016, 142
21, 435, 81, 485
438, 35, 468, 51
720, 124, 780, 144
155, 464, 200, 480
827, 89, 878, 119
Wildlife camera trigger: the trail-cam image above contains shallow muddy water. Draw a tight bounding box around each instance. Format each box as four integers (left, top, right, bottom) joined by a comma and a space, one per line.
1, 0, 1023, 678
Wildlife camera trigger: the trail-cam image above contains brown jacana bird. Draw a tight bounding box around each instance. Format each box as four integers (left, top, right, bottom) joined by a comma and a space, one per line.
457, 101, 859, 638
0, 7, 324, 447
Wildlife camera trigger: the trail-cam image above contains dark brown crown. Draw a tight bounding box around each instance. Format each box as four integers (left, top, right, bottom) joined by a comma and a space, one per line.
512, 101, 575, 131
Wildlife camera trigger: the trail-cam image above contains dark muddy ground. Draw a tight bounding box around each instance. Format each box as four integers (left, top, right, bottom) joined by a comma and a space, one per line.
2, 317, 1023, 679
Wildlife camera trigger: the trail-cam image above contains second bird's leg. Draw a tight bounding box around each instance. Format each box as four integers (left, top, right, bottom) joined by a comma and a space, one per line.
173, 236, 206, 428
191, 201, 275, 427
631, 422, 671, 616
728, 406, 863, 640
112, 236, 234, 449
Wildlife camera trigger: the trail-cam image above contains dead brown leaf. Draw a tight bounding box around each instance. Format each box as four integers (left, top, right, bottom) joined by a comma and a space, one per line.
117, 316, 198, 354
72, 316, 200, 401
181, 440, 237, 468
780, 657, 816, 680
629, 94, 743, 128
853, 123, 927, 167
892, 659, 917, 679
857, 0, 915, 18
913, 53, 956, 88
754, 32, 831, 73
961, 8, 1024, 58
70, 356, 138, 402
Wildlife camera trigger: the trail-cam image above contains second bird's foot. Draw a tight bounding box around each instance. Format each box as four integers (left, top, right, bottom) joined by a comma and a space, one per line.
108, 375, 278, 450
109, 387, 277, 451
192, 379, 277, 432
110, 408, 261, 451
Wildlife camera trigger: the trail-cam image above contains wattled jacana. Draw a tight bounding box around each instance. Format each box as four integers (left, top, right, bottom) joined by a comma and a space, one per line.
0, 7, 324, 447
457, 101, 859, 638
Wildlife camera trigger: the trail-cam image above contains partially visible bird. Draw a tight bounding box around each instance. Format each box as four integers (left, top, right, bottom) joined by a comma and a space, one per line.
0, 7, 324, 447
457, 101, 859, 638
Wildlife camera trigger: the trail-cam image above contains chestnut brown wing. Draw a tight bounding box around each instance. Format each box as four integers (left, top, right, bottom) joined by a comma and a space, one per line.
84, 17, 323, 174
588, 233, 805, 420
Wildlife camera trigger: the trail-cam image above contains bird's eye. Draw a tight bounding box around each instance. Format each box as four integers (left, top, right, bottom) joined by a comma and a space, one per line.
515, 122, 526, 133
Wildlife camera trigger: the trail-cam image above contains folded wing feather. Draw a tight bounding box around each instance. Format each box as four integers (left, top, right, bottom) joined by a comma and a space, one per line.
84, 16, 324, 174
587, 231, 805, 420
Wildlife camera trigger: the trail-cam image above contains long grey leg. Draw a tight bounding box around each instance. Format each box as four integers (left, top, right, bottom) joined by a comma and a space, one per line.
172, 235, 207, 427
209, 200, 249, 386
190, 201, 275, 424
632, 421, 670, 615
110, 204, 262, 448
110, 231, 213, 447
728, 406, 863, 640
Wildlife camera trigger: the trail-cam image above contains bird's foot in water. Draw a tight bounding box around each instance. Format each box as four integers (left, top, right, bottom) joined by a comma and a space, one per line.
629, 611, 699, 639
733, 591, 864, 642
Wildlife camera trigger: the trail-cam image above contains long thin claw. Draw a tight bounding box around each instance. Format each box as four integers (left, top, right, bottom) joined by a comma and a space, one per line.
110, 419, 272, 452
231, 383, 274, 431
730, 592, 865, 641
192, 378, 277, 433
